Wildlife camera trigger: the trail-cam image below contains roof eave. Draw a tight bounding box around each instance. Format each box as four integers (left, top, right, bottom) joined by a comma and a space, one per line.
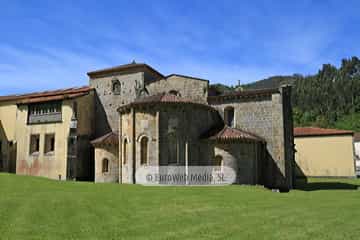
0, 87, 93, 104
166, 74, 209, 83
87, 64, 164, 79
294, 132, 354, 138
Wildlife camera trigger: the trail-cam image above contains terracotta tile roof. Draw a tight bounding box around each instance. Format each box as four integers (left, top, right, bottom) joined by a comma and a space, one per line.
118, 93, 215, 112
91, 132, 119, 146
202, 125, 265, 142
0, 86, 92, 104
294, 127, 353, 137
207, 87, 279, 102
87, 62, 164, 78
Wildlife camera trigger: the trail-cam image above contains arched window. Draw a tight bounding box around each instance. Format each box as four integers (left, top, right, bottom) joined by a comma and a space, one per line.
140, 137, 148, 165
169, 90, 181, 96
214, 155, 223, 166
112, 79, 121, 95
102, 158, 109, 173
224, 106, 235, 127
123, 139, 128, 164
168, 134, 179, 165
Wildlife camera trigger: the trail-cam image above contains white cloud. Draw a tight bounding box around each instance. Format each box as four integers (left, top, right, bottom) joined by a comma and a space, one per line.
0, 45, 108, 95
0, 1, 355, 95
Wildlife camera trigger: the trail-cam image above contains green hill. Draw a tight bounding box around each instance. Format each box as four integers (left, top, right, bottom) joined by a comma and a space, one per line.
242, 75, 299, 90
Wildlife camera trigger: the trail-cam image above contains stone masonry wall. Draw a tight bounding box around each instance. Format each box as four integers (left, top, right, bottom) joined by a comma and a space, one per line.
89, 71, 145, 137
214, 142, 258, 185
147, 75, 209, 103
94, 145, 119, 183
120, 109, 158, 183
120, 111, 132, 183
158, 104, 221, 166
209, 87, 293, 189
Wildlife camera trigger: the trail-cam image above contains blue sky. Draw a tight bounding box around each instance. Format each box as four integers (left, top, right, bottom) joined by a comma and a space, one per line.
1, 0, 360, 95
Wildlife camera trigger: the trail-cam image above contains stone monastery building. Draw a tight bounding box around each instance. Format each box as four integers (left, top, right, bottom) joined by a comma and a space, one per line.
0, 62, 294, 190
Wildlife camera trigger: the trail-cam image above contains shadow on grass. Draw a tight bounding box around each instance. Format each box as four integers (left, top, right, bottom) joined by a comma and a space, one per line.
295, 178, 359, 191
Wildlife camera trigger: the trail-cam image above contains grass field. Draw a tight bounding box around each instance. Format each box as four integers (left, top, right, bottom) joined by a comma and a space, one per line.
1, 174, 360, 239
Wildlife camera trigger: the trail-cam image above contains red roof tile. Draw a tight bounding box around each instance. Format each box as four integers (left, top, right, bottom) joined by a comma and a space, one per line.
91, 132, 119, 146
294, 127, 353, 137
203, 125, 265, 142
0, 86, 92, 103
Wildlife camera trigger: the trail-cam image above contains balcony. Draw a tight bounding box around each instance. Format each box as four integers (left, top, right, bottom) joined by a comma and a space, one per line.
28, 112, 62, 124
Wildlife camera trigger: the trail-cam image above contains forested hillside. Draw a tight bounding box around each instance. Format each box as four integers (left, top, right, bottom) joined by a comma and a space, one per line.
242, 75, 299, 89
292, 57, 360, 131
211, 57, 360, 131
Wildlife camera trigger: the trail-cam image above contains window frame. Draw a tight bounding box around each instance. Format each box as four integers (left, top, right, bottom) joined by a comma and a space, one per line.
29, 134, 40, 155
169, 90, 181, 97
214, 155, 224, 172
102, 158, 109, 173
224, 106, 235, 127
167, 134, 179, 165
112, 79, 121, 95
123, 139, 128, 165
140, 136, 149, 165
44, 133, 55, 155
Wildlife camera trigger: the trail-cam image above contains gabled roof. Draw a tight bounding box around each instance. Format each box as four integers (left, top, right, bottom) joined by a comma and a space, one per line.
294, 127, 353, 137
0, 86, 92, 104
166, 74, 209, 82
118, 92, 215, 112
87, 62, 164, 78
91, 132, 119, 147
202, 125, 265, 142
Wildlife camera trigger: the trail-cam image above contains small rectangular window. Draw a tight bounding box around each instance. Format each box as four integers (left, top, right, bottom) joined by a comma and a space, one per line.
30, 134, 40, 155
224, 107, 235, 127
102, 158, 109, 173
44, 134, 55, 154
123, 139, 128, 164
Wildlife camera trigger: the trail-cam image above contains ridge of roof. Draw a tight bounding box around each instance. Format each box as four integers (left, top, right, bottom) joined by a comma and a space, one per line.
294, 127, 353, 137
0, 86, 92, 103
87, 62, 164, 78
202, 125, 265, 142
166, 74, 209, 82
91, 131, 119, 146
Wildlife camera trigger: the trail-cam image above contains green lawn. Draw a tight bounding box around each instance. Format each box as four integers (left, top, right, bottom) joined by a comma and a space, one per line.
1, 174, 360, 240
